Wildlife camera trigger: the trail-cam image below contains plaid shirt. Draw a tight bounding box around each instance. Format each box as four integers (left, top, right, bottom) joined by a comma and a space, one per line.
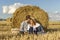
20, 21, 28, 32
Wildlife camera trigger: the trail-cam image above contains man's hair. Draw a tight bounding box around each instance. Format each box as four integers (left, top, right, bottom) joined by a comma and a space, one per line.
26, 15, 31, 20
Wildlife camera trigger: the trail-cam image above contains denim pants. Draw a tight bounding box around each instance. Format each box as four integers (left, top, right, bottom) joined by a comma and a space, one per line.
29, 26, 44, 34
36, 26, 44, 32
29, 27, 33, 34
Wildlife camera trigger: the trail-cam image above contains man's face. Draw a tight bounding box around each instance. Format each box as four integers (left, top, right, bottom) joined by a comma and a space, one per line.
27, 19, 30, 22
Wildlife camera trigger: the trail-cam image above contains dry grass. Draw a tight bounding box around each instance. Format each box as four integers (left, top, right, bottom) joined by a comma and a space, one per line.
12, 6, 48, 28
1, 31, 60, 40
0, 19, 60, 40
48, 21, 60, 29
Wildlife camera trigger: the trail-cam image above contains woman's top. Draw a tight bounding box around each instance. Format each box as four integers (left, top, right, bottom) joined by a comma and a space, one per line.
27, 23, 40, 30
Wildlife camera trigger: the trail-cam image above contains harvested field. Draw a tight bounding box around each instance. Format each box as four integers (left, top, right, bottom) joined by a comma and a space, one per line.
0, 5, 60, 40
0, 31, 60, 40
0, 19, 60, 40
0, 22, 60, 40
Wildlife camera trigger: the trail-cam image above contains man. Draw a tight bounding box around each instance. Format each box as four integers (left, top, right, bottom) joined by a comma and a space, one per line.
20, 15, 31, 34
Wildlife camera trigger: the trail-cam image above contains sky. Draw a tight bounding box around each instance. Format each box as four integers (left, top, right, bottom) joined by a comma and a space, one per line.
0, 0, 60, 21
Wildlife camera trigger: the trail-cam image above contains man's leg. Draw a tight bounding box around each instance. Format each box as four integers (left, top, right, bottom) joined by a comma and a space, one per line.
20, 31, 24, 35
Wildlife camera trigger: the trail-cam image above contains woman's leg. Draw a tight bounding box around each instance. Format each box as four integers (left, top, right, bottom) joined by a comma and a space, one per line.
29, 27, 33, 34
34, 30, 37, 34
37, 26, 44, 33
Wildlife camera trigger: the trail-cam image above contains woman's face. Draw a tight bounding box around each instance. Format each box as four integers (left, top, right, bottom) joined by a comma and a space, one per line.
30, 20, 34, 24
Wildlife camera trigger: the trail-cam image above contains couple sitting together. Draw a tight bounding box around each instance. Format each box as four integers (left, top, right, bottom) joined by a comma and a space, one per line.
20, 15, 44, 34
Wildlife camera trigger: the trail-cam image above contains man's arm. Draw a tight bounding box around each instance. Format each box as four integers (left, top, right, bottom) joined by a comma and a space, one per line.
20, 22, 24, 31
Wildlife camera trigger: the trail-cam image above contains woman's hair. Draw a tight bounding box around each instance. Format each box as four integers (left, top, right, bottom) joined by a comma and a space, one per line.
29, 18, 36, 25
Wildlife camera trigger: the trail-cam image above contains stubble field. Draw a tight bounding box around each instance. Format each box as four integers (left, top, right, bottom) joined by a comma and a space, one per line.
0, 21, 60, 40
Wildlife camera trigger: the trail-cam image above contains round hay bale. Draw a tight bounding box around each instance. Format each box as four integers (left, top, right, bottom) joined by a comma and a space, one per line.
12, 6, 49, 28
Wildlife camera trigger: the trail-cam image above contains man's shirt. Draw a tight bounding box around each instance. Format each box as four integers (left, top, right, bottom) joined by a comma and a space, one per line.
20, 21, 28, 32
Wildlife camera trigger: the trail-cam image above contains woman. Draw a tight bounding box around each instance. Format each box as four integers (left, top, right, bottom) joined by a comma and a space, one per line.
28, 18, 44, 34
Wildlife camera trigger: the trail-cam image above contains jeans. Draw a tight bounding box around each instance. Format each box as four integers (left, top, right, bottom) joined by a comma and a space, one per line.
36, 26, 44, 32
29, 26, 44, 34
29, 27, 33, 34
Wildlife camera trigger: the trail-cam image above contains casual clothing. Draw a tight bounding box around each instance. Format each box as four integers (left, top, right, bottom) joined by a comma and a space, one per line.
28, 23, 44, 34
20, 21, 44, 34
20, 21, 28, 32
29, 27, 33, 34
